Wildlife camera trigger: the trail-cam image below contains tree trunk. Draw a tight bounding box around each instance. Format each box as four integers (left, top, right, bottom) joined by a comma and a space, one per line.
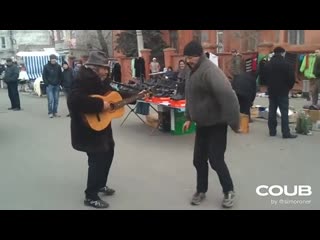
50, 30, 55, 47
97, 30, 109, 57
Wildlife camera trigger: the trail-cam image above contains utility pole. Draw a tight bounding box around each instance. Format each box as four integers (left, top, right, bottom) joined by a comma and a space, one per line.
136, 30, 144, 57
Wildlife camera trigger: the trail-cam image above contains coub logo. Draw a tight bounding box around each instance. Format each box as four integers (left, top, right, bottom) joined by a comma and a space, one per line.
256, 185, 312, 197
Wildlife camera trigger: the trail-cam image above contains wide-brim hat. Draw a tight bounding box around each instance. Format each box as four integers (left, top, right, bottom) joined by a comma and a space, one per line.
85, 50, 109, 67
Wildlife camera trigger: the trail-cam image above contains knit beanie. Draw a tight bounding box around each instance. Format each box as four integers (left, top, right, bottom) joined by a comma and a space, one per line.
183, 41, 203, 57
49, 54, 58, 60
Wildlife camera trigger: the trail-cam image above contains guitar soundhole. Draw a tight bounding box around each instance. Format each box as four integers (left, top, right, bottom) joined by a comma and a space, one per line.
109, 103, 116, 112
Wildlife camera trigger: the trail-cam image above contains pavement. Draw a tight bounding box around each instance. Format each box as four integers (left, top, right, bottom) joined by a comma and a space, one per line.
0, 89, 319, 210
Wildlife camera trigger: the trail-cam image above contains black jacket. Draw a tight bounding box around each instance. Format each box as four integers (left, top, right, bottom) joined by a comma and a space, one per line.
4, 64, 19, 83
232, 72, 257, 103
42, 62, 62, 86
67, 66, 134, 153
264, 55, 295, 97
61, 68, 74, 89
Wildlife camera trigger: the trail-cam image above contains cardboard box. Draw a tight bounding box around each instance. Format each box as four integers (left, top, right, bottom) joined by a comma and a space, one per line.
250, 107, 259, 119
304, 110, 320, 123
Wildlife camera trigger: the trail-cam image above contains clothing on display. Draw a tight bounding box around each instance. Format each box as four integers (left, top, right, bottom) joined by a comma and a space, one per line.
131, 59, 136, 79
245, 58, 253, 72
300, 54, 317, 79
134, 57, 146, 79
205, 51, 219, 67
252, 57, 257, 72
111, 62, 121, 83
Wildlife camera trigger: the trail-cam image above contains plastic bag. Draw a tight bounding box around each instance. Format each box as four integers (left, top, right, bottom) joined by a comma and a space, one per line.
295, 111, 313, 135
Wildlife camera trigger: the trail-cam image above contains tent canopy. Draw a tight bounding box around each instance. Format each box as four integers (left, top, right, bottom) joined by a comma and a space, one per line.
16, 49, 63, 80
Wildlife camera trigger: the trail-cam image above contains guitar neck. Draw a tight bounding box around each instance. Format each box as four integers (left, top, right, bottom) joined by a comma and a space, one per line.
112, 93, 143, 110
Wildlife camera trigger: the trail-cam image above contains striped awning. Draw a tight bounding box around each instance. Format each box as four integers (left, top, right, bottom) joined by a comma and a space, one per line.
21, 55, 63, 80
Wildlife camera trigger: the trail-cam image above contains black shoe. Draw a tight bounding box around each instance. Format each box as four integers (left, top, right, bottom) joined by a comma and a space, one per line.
190, 192, 206, 205
66, 114, 70, 117
270, 133, 276, 137
283, 134, 297, 139
99, 186, 115, 196
8, 108, 14, 110
222, 191, 235, 208
84, 198, 109, 209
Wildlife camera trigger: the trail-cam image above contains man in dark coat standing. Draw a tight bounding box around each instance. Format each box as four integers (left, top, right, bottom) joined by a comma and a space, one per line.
67, 50, 146, 209
264, 46, 297, 139
4, 58, 21, 110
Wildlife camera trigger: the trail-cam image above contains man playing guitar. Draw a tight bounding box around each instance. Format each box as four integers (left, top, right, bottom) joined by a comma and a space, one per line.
67, 50, 146, 208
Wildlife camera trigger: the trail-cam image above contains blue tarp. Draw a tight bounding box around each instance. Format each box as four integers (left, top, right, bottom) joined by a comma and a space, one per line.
20, 55, 63, 80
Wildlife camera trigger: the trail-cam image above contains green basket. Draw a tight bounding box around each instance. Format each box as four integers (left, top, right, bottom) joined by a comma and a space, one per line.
170, 109, 196, 135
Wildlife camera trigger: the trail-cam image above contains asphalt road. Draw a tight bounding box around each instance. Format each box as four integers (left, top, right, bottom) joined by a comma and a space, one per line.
0, 89, 319, 210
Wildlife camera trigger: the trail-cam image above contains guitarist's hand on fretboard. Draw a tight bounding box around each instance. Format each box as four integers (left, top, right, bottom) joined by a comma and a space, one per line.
138, 90, 149, 99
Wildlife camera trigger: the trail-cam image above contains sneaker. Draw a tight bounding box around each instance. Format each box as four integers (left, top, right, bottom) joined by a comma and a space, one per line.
222, 191, 235, 208
190, 192, 206, 205
84, 198, 109, 209
99, 186, 115, 196
49, 114, 54, 118
53, 113, 61, 117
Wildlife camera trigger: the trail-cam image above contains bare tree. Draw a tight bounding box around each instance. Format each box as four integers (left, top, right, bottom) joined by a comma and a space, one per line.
233, 30, 260, 52
75, 30, 113, 57
97, 30, 110, 57
49, 30, 55, 47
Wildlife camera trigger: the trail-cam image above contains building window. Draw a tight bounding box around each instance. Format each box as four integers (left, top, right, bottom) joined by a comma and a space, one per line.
71, 30, 76, 39
1, 37, 6, 49
54, 30, 64, 42
193, 30, 201, 43
169, 30, 178, 50
216, 30, 224, 53
54, 30, 58, 41
288, 30, 304, 45
60, 30, 65, 41
201, 31, 209, 42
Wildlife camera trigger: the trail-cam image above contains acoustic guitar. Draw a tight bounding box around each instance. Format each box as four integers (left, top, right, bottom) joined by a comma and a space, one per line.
84, 91, 147, 131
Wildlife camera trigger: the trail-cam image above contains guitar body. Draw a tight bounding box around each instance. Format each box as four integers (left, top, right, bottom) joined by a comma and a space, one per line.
84, 91, 125, 131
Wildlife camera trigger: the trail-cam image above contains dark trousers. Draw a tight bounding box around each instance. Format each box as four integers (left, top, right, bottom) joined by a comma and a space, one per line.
237, 94, 251, 116
310, 79, 320, 105
85, 149, 114, 200
63, 88, 70, 113
7, 82, 20, 109
268, 96, 290, 136
193, 124, 234, 194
